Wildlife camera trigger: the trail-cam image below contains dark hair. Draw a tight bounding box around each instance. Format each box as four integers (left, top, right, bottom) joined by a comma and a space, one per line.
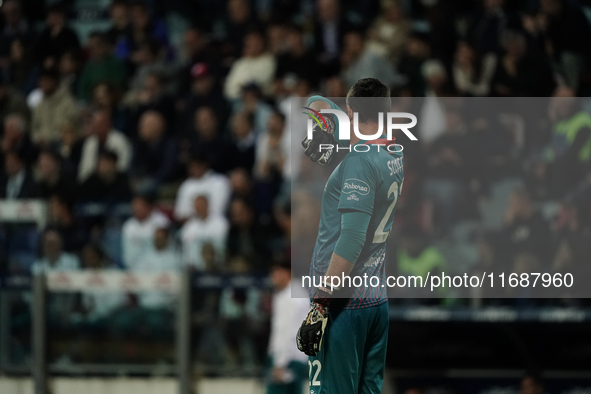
236, 111, 255, 128
139, 39, 161, 57
278, 196, 291, 216
286, 23, 304, 35
155, 226, 170, 236
345, 29, 367, 41
83, 242, 106, 261
241, 82, 262, 96
231, 197, 253, 213
189, 152, 210, 167
47, 3, 67, 16
4, 149, 25, 163
130, 0, 149, 10
93, 81, 121, 104
146, 71, 163, 85
88, 31, 109, 45
39, 67, 60, 81
245, 29, 265, 43
50, 194, 74, 211
39, 148, 61, 164
186, 25, 204, 35
110, 0, 129, 9
271, 258, 291, 271
133, 191, 156, 205
457, 40, 484, 84
99, 150, 118, 162
61, 49, 83, 64
522, 372, 544, 388
271, 109, 286, 124
346, 78, 391, 124
409, 30, 430, 44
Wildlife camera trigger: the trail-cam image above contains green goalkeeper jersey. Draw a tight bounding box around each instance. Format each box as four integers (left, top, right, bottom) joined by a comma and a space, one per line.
309, 136, 404, 309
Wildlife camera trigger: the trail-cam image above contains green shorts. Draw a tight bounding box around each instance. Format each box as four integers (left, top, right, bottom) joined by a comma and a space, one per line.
308, 301, 389, 394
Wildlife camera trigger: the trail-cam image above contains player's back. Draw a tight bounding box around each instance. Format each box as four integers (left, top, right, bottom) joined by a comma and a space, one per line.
310, 141, 403, 309
346, 144, 403, 281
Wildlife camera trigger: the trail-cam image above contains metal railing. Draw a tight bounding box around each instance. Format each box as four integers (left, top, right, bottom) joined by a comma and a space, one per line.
0, 270, 273, 394
16, 270, 191, 394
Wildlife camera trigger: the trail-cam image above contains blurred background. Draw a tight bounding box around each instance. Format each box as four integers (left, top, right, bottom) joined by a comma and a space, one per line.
1, 0, 591, 393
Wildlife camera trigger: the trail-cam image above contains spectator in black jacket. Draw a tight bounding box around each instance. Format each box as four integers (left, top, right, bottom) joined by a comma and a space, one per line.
499, 187, 552, 268
126, 72, 175, 137
538, 0, 591, 93
397, 32, 432, 97
78, 150, 132, 202
227, 197, 270, 271
1, 113, 37, 166
131, 110, 178, 194
0, 0, 36, 59
0, 79, 30, 126
466, 0, 523, 54
105, 0, 131, 47
490, 31, 557, 97
34, 4, 81, 68
36, 149, 76, 202
189, 106, 234, 174
222, 0, 259, 61
47, 195, 88, 253
229, 111, 256, 173
275, 25, 320, 90
312, 0, 354, 76
0, 149, 37, 198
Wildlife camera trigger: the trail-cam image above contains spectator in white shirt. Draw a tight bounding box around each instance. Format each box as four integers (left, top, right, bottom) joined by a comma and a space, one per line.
78, 109, 131, 182
133, 227, 181, 309
267, 260, 309, 393
122, 194, 170, 269
32, 230, 80, 326
32, 229, 80, 274
181, 195, 229, 270
174, 154, 231, 221
112, 227, 180, 339
254, 110, 288, 181
79, 243, 124, 325
452, 41, 496, 97
224, 31, 276, 100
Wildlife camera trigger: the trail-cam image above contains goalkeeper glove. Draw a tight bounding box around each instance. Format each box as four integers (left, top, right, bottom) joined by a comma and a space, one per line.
301, 113, 337, 165
296, 288, 332, 356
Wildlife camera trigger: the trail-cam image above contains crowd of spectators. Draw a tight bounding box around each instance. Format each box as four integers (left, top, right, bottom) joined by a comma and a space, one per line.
1, 0, 591, 364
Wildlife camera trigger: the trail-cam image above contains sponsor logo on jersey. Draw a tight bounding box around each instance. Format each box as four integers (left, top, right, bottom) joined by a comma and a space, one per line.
342, 178, 370, 195
347, 193, 359, 201
364, 248, 386, 268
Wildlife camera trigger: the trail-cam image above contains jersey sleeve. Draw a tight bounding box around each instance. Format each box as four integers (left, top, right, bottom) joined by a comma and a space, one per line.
337, 155, 378, 215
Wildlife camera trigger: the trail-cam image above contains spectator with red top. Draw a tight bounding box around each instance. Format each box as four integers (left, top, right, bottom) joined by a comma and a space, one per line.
179, 63, 229, 135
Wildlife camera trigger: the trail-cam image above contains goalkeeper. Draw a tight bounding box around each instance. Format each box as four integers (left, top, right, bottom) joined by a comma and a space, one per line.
296, 78, 404, 394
